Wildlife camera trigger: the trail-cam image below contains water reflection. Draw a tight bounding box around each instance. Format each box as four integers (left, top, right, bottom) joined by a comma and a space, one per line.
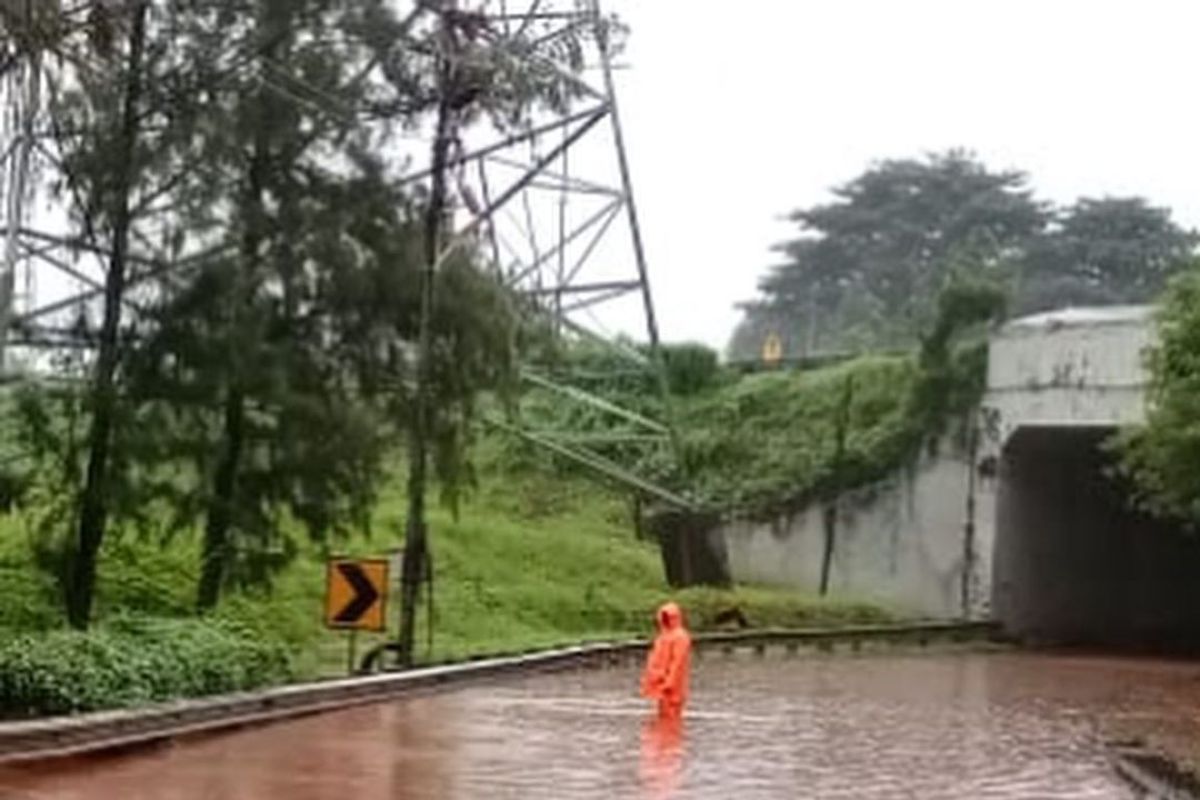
640, 710, 685, 799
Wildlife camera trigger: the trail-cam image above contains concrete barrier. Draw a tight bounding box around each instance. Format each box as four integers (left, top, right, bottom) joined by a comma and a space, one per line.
0, 621, 999, 765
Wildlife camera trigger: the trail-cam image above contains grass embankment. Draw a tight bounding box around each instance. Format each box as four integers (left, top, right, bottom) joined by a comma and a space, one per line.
672, 355, 922, 514
0, 444, 890, 716
227, 459, 892, 676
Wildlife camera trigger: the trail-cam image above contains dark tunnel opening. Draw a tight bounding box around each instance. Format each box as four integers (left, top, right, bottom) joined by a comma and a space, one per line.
992, 425, 1200, 651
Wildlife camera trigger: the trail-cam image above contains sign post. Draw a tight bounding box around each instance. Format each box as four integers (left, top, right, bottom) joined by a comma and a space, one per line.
325, 558, 389, 673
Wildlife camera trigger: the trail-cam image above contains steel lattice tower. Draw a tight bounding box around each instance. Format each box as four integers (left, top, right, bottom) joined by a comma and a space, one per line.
407, 0, 692, 508
0, 0, 691, 509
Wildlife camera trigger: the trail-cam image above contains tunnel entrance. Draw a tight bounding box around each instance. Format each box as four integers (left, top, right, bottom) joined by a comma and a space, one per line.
992, 425, 1200, 651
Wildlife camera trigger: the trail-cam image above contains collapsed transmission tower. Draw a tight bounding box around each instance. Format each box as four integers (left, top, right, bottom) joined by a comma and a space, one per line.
400, 0, 692, 504
0, 0, 690, 504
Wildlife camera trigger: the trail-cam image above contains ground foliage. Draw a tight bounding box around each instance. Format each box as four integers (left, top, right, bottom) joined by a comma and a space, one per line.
0, 617, 292, 717
521, 281, 1005, 515
1113, 260, 1200, 528
2, 0, 613, 624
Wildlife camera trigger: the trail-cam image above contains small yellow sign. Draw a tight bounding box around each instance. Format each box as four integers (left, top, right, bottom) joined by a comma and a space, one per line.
761, 333, 783, 365
325, 559, 388, 632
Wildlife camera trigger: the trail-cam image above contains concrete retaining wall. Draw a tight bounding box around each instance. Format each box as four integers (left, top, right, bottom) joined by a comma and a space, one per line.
719, 448, 995, 619
718, 305, 1158, 624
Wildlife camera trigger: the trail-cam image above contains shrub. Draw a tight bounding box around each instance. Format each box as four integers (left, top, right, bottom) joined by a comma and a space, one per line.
0, 617, 293, 718
661, 343, 722, 396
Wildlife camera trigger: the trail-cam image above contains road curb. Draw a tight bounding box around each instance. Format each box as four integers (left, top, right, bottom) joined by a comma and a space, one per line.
0, 620, 999, 765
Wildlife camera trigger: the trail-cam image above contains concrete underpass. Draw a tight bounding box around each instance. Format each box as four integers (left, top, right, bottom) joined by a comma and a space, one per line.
992, 425, 1200, 650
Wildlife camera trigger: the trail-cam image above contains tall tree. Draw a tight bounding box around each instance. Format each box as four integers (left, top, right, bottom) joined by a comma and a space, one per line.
122, 0, 409, 610
1018, 197, 1198, 314
59, 0, 151, 629
120, 0, 523, 611
8, 0, 238, 625
731, 151, 1047, 359
8, 0, 608, 623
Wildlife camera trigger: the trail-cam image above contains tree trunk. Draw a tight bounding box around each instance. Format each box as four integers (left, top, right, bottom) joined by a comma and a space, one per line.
197, 385, 246, 610
196, 40, 273, 610
67, 1, 149, 629
818, 504, 836, 597
398, 24, 456, 664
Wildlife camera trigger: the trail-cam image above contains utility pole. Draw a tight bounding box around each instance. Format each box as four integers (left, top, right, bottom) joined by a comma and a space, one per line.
398, 0, 459, 667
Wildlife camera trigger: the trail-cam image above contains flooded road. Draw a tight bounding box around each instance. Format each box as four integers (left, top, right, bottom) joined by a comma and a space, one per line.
2, 651, 1200, 799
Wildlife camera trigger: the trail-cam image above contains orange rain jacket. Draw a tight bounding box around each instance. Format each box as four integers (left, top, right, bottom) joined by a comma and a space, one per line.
640, 602, 692, 712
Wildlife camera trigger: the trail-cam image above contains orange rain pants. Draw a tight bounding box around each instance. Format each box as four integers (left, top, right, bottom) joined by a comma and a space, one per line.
640, 601, 692, 717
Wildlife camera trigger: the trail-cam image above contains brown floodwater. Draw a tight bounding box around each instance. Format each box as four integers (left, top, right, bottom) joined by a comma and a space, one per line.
2, 650, 1200, 799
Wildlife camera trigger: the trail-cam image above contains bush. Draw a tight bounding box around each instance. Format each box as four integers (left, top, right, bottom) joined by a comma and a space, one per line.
0, 617, 293, 718
1113, 263, 1200, 526
661, 342, 722, 396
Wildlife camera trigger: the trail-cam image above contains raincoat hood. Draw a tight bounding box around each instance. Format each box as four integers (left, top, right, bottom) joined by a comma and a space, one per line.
656, 602, 684, 631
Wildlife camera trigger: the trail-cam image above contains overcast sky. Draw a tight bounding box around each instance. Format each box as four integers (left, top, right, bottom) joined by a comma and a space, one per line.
593, 0, 1200, 351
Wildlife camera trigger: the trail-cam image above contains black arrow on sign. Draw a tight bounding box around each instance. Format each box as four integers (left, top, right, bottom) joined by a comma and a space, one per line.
334, 563, 379, 624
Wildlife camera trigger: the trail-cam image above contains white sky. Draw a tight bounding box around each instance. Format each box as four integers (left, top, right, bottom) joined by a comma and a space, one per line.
596, 0, 1200, 351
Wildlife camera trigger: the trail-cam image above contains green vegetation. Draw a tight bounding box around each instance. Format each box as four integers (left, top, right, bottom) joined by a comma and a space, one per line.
0, 449, 891, 717
674, 356, 918, 513
219, 455, 889, 668
525, 280, 1005, 516
0, 274, 997, 719
731, 151, 1197, 358
0, 0, 613, 634
0, 618, 293, 718
1113, 259, 1200, 527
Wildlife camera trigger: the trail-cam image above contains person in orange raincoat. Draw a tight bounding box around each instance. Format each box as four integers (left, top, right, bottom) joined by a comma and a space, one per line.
640, 601, 692, 717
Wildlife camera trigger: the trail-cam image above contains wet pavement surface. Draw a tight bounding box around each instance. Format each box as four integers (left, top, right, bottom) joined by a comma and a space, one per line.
3, 650, 1200, 799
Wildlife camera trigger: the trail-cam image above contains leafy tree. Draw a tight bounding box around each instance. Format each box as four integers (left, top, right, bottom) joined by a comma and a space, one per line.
733, 156, 1200, 362
1018, 197, 1197, 313
9, 0, 522, 617
38, 0, 159, 628
120, 0, 528, 610
6, 0, 609, 624
179, 0, 368, 610
1113, 261, 1200, 526
731, 151, 1046, 358
119, 0, 415, 609
909, 277, 1007, 437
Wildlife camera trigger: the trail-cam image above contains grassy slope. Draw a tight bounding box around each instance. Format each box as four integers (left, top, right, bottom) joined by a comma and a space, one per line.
230, 458, 892, 677
674, 355, 920, 513
0, 355, 925, 683
0, 449, 892, 680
